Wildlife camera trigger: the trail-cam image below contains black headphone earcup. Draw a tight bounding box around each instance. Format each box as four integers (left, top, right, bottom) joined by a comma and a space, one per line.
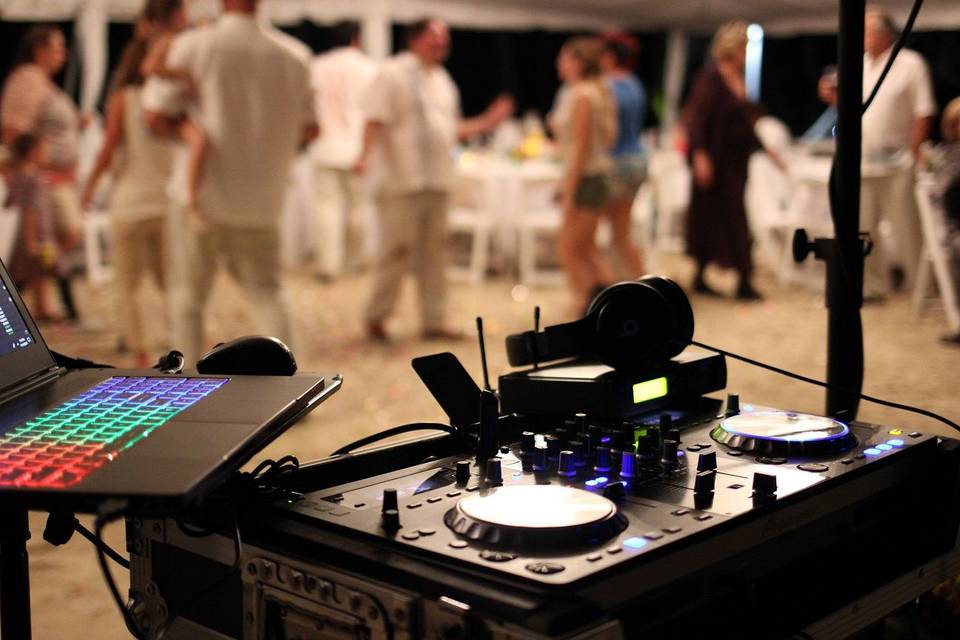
640, 276, 694, 357
590, 280, 671, 370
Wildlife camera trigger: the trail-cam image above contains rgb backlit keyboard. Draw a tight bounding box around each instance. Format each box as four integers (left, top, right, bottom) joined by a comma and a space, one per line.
0, 376, 228, 489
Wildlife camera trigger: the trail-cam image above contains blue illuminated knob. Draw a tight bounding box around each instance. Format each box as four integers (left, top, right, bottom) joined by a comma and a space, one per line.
660, 440, 679, 470
533, 445, 548, 472
485, 458, 503, 485
568, 440, 587, 467
619, 451, 639, 479
594, 446, 612, 473
558, 450, 577, 477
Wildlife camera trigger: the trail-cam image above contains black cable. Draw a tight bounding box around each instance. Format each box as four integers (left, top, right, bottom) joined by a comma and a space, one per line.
74, 521, 130, 569
687, 339, 960, 433
332, 423, 458, 456
94, 500, 146, 640
861, 0, 924, 115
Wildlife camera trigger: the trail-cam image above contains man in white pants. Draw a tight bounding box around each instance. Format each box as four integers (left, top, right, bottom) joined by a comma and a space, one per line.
162, 0, 317, 363
309, 22, 377, 280
354, 18, 512, 341
822, 7, 936, 298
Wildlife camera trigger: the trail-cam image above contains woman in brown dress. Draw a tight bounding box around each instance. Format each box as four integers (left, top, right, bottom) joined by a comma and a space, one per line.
684, 21, 774, 301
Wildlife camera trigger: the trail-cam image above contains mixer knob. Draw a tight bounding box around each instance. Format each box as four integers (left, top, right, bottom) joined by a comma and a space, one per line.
726, 393, 740, 417
587, 424, 603, 445
558, 451, 577, 477
694, 469, 716, 495
381, 509, 400, 532
602, 481, 626, 501
637, 433, 658, 462
619, 451, 639, 479
660, 440, 679, 470
554, 427, 570, 445
545, 435, 561, 461
382, 488, 398, 513
520, 431, 536, 456
533, 445, 549, 472
752, 472, 778, 499
609, 449, 622, 474
659, 413, 672, 437
610, 430, 628, 451
696, 451, 718, 472
568, 440, 587, 467
583, 432, 597, 457
594, 446, 612, 473
456, 460, 471, 485
575, 412, 588, 434
485, 458, 503, 485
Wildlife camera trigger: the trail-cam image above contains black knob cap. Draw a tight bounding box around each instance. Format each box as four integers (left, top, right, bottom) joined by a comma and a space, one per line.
594, 446, 612, 473
661, 439, 679, 470
533, 445, 548, 472
609, 449, 622, 473
694, 469, 716, 495
793, 228, 813, 263
382, 509, 400, 531
667, 428, 681, 444
456, 460, 471, 485
610, 430, 628, 451
637, 433, 658, 460
558, 450, 577, 477
602, 481, 626, 501
382, 488, 398, 513
697, 451, 718, 472
752, 472, 778, 497
619, 451, 639, 478
568, 440, 587, 467
726, 393, 740, 417
659, 413, 672, 434
485, 458, 503, 485
520, 431, 536, 456
554, 427, 570, 445
587, 424, 603, 444
545, 435, 561, 460
574, 412, 589, 434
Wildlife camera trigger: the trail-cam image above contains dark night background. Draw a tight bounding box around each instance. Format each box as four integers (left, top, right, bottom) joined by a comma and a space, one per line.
1, 19, 958, 138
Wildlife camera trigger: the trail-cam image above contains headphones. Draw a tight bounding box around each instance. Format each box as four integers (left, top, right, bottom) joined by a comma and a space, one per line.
505, 276, 694, 371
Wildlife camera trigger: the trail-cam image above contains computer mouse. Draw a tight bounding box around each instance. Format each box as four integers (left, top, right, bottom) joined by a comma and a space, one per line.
195, 335, 298, 376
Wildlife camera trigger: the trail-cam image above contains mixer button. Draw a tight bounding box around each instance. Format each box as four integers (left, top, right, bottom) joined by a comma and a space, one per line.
401, 532, 420, 540
448, 540, 468, 549
685, 446, 702, 452
855, 453, 866, 460
757, 456, 787, 465
446, 491, 462, 498
418, 528, 436, 536
480, 550, 517, 563
330, 508, 350, 517
696, 443, 712, 449
643, 531, 664, 540
727, 450, 744, 457
586, 553, 603, 562
606, 546, 623, 555
694, 514, 713, 521
797, 463, 829, 473
427, 497, 442, 503
465, 485, 480, 492
840, 458, 854, 465
663, 526, 682, 534
671, 509, 689, 516
526, 562, 565, 575
909, 431, 922, 438
406, 503, 422, 509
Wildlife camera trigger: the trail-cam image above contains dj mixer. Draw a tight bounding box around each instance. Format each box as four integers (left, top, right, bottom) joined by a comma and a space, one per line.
127, 393, 960, 640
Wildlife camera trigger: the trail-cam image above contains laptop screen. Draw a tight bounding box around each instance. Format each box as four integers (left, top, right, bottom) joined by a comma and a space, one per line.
0, 259, 56, 394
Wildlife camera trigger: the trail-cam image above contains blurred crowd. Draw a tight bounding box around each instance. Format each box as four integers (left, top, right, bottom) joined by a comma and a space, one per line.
1, 0, 959, 368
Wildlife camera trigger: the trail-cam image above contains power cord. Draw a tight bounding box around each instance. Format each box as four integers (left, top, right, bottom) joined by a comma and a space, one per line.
687, 339, 960, 433
332, 423, 459, 456
94, 499, 146, 640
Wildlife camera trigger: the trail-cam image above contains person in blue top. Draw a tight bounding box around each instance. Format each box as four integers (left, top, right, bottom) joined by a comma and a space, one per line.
599, 31, 646, 278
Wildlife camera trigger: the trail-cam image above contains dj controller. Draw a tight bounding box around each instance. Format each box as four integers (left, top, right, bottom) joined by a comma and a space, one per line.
128, 392, 960, 640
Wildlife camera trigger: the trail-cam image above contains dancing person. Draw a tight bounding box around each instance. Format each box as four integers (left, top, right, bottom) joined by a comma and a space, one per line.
81, 30, 173, 367
1, 25, 84, 323
139, 0, 208, 227
309, 21, 378, 279
354, 18, 513, 342
600, 31, 646, 279
553, 37, 618, 314
4, 134, 59, 319
162, 0, 318, 364
931, 98, 960, 345
684, 21, 780, 301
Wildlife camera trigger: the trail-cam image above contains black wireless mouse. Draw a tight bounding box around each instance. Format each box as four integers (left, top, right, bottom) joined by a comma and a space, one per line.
195, 335, 298, 376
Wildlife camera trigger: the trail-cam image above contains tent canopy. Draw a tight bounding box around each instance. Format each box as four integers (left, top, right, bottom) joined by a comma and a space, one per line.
3, 0, 960, 34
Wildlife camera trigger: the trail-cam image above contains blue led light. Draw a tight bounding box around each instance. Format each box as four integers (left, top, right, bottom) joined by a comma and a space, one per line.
863, 448, 882, 456
601, 436, 611, 444
585, 480, 598, 487
595, 476, 609, 483
623, 537, 648, 550
887, 439, 904, 447
875, 444, 892, 451
743, 404, 755, 412
677, 451, 685, 457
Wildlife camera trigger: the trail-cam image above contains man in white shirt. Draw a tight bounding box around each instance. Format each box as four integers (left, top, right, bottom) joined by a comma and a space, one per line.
162, 0, 317, 363
355, 18, 512, 341
309, 22, 377, 279
860, 6, 936, 297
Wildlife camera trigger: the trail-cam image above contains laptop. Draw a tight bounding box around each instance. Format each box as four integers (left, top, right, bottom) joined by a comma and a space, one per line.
0, 258, 340, 513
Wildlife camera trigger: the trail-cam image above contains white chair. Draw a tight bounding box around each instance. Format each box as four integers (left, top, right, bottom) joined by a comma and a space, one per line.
516, 174, 565, 286
911, 176, 960, 333
447, 174, 493, 284
0, 208, 19, 265
646, 149, 690, 255
83, 209, 113, 284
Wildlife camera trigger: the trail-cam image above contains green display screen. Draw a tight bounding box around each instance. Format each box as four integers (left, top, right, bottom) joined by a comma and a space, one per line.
633, 377, 668, 404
